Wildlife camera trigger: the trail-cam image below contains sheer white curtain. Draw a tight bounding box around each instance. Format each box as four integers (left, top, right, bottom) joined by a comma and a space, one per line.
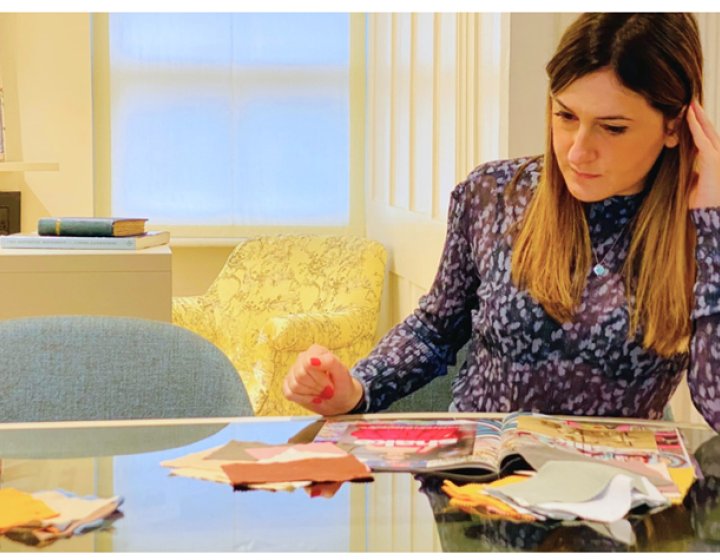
108, 13, 350, 227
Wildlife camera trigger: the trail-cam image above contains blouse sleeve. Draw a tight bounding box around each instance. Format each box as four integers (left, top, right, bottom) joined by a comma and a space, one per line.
689, 207, 720, 432
349, 179, 483, 412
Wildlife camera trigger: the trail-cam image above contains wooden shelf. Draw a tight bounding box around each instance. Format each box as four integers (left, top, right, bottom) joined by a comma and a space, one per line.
0, 162, 59, 172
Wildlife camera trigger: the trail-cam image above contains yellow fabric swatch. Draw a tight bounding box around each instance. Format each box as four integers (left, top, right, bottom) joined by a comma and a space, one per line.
443, 476, 536, 521
668, 467, 696, 505
0, 488, 58, 532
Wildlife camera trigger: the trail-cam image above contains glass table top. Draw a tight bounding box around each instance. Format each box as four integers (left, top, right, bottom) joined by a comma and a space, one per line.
0, 415, 717, 553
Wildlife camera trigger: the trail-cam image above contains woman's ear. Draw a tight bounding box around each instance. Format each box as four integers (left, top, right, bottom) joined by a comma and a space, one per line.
663, 109, 686, 148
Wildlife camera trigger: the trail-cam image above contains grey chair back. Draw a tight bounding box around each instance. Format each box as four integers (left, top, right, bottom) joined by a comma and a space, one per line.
385, 344, 467, 413
0, 315, 253, 422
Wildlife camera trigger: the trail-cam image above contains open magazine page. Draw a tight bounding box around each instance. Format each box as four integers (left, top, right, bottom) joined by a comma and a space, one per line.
465, 418, 506, 473
496, 413, 695, 499
313, 413, 696, 493
314, 419, 504, 474
493, 411, 531, 473
496, 411, 524, 455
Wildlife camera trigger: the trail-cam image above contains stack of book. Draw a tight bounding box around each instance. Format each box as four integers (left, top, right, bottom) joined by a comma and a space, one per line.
0, 217, 170, 250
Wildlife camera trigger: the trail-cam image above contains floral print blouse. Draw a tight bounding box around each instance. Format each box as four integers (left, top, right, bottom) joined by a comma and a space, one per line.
351, 156, 720, 432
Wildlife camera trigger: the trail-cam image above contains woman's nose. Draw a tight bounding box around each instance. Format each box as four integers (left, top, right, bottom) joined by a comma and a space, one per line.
567, 127, 597, 165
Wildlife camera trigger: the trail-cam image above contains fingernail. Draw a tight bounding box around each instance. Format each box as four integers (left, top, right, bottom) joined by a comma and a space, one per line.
320, 385, 334, 399
310, 357, 321, 367
310, 487, 322, 497
312, 397, 323, 404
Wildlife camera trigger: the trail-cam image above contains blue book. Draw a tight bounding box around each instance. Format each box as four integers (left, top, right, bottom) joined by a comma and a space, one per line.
38, 217, 147, 237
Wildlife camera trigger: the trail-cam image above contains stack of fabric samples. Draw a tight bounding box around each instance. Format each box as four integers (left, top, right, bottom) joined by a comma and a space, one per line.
443, 460, 674, 524
0, 488, 123, 547
162, 440, 373, 492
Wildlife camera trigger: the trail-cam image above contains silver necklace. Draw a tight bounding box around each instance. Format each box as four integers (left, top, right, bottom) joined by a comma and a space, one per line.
591, 224, 629, 277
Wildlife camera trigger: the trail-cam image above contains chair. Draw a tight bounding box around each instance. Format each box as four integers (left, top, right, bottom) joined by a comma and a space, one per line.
0, 315, 253, 423
173, 234, 387, 416
385, 344, 465, 413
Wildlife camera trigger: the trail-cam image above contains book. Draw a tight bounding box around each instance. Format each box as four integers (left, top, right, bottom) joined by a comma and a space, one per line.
0, 230, 170, 250
38, 217, 147, 237
313, 412, 695, 498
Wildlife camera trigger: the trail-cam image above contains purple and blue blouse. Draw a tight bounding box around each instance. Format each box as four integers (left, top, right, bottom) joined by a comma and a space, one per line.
350, 156, 720, 431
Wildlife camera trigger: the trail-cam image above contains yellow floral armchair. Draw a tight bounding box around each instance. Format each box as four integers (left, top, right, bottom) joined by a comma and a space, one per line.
172, 235, 387, 416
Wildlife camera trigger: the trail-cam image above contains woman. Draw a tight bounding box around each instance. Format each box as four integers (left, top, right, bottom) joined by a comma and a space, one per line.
282, 13, 720, 432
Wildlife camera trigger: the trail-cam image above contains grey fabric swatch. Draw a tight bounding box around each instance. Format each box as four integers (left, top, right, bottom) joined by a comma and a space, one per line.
491, 460, 656, 505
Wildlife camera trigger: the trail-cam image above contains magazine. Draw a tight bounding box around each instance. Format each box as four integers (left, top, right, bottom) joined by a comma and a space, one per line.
313, 412, 695, 494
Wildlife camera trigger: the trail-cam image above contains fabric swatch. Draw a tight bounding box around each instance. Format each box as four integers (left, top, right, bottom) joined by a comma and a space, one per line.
222, 454, 373, 486
491, 461, 661, 505
244, 443, 348, 463
517, 443, 673, 488
442, 476, 537, 521
202, 440, 275, 462
32, 490, 122, 530
0, 488, 58, 532
487, 461, 668, 523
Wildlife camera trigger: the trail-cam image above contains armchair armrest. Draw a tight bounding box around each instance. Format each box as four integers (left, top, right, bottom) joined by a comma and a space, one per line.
172, 295, 218, 345
251, 309, 377, 416
259, 309, 372, 352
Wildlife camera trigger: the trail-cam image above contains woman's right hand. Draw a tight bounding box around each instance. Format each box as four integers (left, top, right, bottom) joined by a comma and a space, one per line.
282, 344, 365, 415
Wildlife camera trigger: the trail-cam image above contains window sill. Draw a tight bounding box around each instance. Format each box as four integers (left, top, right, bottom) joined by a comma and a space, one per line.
169, 237, 246, 248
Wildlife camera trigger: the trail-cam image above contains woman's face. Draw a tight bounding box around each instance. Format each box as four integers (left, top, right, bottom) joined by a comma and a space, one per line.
551, 68, 679, 202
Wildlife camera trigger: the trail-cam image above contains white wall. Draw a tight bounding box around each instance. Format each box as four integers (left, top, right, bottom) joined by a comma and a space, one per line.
365, 13, 567, 337
0, 14, 94, 225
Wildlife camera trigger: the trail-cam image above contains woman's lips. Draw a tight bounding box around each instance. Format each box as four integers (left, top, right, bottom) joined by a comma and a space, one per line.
572, 168, 601, 179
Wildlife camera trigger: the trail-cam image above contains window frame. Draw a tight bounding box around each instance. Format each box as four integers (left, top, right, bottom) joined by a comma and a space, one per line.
92, 13, 366, 244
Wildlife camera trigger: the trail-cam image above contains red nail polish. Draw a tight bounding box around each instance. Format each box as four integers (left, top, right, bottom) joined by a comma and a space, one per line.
310, 487, 322, 497
320, 386, 334, 399
310, 357, 321, 367
312, 397, 322, 404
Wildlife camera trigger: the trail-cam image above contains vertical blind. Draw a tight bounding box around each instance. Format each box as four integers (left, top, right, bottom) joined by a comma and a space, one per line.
108, 13, 350, 226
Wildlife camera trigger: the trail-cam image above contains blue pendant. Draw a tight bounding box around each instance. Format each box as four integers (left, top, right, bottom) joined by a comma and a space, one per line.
593, 264, 607, 277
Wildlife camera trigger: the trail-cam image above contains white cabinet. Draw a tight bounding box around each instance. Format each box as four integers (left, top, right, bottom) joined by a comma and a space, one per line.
0, 245, 171, 321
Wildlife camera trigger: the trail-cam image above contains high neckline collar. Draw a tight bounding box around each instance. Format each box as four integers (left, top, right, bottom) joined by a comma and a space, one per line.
584, 191, 645, 238
583, 191, 645, 226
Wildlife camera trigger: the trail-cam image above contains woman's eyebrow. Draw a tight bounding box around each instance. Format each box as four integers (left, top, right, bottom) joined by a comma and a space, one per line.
553, 97, 634, 122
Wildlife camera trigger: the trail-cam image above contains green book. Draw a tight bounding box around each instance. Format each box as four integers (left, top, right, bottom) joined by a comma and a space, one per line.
38, 217, 148, 237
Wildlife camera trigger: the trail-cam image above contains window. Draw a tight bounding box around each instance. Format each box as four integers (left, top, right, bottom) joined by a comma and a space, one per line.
98, 13, 361, 234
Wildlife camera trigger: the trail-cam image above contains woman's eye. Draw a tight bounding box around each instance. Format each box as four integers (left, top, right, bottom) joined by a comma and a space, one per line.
553, 111, 575, 121
602, 125, 628, 135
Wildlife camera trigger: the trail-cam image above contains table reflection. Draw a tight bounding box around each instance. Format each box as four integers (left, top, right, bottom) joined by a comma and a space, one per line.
421, 431, 720, 552
0, 418, 717, 552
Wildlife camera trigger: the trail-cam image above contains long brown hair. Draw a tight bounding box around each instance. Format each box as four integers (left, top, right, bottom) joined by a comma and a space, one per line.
511, 14, 703, 357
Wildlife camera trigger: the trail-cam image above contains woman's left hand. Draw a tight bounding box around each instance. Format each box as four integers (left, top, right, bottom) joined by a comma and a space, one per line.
687, 99, 720, 209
